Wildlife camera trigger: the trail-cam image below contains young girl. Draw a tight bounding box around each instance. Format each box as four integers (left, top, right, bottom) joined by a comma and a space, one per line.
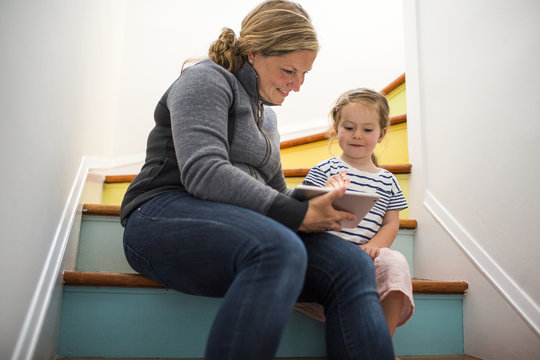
295, 88, 414, 337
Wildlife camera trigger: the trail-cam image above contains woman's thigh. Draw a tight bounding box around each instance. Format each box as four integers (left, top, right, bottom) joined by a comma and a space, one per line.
123, 191, 305, 297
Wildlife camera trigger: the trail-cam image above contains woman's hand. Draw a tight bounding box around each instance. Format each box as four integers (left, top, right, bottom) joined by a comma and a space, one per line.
298, 187, 356, 233
360, 243, 381, 260
325, 171, 350, 189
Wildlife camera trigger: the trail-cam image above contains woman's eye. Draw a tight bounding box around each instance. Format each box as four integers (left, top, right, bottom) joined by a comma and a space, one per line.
282, 69, 293, 75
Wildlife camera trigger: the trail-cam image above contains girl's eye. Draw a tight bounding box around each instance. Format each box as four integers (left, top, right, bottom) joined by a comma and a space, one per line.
344, 127, 354, 131
364, 128, 374, 133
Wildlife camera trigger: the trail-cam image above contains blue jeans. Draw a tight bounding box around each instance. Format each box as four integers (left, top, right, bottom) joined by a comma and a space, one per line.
123, 191, 394, 360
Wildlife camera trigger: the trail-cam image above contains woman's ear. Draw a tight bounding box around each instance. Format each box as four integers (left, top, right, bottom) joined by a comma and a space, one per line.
246, 51, 256, 64
377, 128, 387, 143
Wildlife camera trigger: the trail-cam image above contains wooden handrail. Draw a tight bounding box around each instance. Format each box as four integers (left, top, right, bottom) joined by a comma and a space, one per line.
380, 73, 406, 95
64, 270, 467, 295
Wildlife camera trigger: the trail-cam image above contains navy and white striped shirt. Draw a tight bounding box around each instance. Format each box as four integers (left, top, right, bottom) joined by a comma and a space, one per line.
303, 157, 407, 244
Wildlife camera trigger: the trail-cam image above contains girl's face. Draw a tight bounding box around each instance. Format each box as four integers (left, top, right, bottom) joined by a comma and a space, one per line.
336, 102, 386, 167
248, 50, 317, 105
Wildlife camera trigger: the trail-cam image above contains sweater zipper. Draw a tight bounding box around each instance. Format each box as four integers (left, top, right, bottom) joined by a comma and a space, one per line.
257, 99, 272, 167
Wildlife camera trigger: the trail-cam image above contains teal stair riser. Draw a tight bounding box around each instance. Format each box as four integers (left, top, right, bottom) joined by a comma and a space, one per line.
58, 287, 463, 358
78, 215, 415, 275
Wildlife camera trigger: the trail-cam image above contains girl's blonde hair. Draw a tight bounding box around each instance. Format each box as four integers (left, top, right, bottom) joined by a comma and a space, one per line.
208, 0, 319, 73
328, 88, 390, 166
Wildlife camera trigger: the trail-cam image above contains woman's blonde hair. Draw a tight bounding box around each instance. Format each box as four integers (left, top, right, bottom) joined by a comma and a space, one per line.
208, 0, 319, 73
328, 88, 390, 166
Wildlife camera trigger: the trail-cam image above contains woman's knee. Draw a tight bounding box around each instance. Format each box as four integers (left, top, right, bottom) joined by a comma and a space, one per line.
307, 236, 376, 291
332, 241, 375, 278
261, 229, 308, 273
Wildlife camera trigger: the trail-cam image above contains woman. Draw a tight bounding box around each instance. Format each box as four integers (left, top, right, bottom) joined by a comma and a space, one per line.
120, 1, 394, 359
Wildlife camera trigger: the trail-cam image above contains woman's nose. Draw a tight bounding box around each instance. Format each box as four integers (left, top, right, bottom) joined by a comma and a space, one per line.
289, 74, 304, 92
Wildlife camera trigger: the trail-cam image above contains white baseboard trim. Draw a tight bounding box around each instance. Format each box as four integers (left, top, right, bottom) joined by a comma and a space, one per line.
11, 157, 91, 360
424, 190, 540, 337
11, 155, 143, 360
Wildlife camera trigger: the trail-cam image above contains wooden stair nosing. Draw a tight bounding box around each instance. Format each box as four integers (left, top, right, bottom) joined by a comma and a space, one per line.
380, 73, 406, 95
104, 163, 412, 184
57, 356, 479, 360
63, 271, 468, 295
104, 174, 137, 183
279, 113, 407, 150
83, 203, 120, 216
283, 164, 411, 177
82, 203, 417, 230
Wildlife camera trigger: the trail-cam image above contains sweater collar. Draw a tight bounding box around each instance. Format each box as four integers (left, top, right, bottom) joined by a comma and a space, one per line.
235, 61, 279, 106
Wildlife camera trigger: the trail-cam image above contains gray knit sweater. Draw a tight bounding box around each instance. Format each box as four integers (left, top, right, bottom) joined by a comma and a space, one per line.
120, 59, 308, 230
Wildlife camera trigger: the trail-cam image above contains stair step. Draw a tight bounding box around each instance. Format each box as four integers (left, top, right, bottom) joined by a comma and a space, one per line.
59, 271, 466, 358
82, 203, 417, 228
63, 271, 468, 295
401, 356, 481, 360
58, 356, 480, 360
103, 163, 412, 185
77, 212, 416, 275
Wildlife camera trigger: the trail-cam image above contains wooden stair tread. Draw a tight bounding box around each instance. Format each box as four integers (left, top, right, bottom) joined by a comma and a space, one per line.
283, 164, 411, 177
380, 73, 405, 95
400, 356, 481, 360
105, 163, 412, 184
63, 271, 467, 295
82, 203, 417, 230
58, 356, 479, 359
58, 357, 479, 360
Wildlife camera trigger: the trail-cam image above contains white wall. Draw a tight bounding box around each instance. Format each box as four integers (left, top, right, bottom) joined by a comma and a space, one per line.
112, 0, 406, 156
0, 0, 126, 358
404, 0, 540, 358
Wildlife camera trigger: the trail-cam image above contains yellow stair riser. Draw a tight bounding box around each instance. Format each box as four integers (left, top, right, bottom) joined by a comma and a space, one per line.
386, 82, 406, 117
281, 124, 408, 169
102, 174, 410, 219
102, 183, 130, 206
376, 122, 409, 164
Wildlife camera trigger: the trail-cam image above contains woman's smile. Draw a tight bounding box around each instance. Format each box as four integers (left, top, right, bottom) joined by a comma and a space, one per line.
248, 50, 317, 105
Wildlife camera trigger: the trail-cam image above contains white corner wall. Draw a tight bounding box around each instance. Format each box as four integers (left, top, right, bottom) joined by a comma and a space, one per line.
0, 0, 126, 359
404, 0, 540, 358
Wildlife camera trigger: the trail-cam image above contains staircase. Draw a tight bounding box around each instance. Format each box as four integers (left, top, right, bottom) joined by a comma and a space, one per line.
56, 74, 475, 359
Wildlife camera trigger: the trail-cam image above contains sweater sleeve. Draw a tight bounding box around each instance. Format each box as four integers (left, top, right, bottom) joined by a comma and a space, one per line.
168, 63, 306, 230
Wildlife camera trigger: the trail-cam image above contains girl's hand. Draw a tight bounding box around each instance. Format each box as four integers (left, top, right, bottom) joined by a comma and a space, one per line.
360, 243, 381, 260
298, 187, 356, 233
325, 171, 350, 189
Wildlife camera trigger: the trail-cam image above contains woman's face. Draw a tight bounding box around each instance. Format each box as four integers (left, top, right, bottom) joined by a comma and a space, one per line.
248, 50, 317, 105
